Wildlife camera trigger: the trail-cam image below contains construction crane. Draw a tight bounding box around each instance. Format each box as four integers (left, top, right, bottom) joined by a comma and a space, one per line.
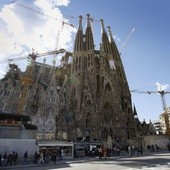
131, 89, 170, 135
16, 48, 66, 115
0, 49, 66, 64
120, 27, 136, 52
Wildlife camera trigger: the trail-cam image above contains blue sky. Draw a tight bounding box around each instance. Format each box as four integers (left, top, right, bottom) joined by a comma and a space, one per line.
0, 0, 170, 122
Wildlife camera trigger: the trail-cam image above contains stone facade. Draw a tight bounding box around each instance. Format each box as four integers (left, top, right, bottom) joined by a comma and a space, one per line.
0, 14, 139, 144
56, 15, 137, 144
159, 107, 170, 134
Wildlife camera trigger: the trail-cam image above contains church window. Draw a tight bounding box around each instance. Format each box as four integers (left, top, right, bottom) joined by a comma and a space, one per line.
50, 90, 54, 95
86, 57, 87, 69
91, 55, 93, 65
101, 77, 104, 88
96, 75, 100, 93
76, 57, 78, 70
88, 55, 90, 67
105, 83, 111, 91
0, 101, 4, 110
79, 57, 81, 69
3, 91, 6, 96
128, 108, 131, 113
73, 88, 76, 96
4, 83, 8, 88
124, 102, 127, 108
4, 106, 7, 111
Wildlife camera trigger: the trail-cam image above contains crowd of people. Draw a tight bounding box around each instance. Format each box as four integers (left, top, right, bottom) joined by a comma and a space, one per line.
89, 144, 161, 159
0, 144, 163, 167
33, 148, 62, 165
0, 151, 18, 166
0, 148, 63, 167
146, 144, 160, 152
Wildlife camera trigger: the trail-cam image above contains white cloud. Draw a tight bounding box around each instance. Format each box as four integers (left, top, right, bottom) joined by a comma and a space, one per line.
156, 82, 169, 91
0, 0, 75, 72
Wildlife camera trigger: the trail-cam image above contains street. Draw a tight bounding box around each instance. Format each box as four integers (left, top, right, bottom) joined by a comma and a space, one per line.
1, 152, 170, 170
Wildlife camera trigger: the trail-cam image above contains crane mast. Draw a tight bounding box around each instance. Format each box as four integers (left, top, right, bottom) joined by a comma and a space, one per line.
16, 53, 36, 115
159, 90, 167, 112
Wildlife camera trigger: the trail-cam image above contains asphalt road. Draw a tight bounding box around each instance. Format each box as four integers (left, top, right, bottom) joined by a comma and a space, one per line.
1, 152, 170, 170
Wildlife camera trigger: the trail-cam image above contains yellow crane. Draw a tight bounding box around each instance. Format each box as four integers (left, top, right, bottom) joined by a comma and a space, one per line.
16, 48, 65, 115
131, 89, 170, 135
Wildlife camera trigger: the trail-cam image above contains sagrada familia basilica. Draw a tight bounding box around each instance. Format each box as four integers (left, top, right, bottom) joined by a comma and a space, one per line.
0, 14, 155, 145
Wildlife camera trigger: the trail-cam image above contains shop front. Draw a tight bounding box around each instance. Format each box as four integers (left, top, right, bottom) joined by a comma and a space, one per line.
38, 140, 74, 159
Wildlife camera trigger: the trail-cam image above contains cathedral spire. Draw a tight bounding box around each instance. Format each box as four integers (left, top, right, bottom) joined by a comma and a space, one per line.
78, 15, 83, 31
74, 15, 84, 52
100, 19, 111, 54
85, 14, 94, 51
133, 104, 138, 116
86, 13, 91, 28
107, 26, 114, 43
100, 19, 107, 34
108, 26, 128, 82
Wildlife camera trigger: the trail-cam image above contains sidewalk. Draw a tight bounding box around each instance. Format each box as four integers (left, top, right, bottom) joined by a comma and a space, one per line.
1, 151, 169, 169
0, 157, 93, 169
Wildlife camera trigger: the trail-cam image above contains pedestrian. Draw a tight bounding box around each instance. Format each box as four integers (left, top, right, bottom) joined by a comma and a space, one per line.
91, 147, 95, 158
98, 147, 103, 159
138, 146, 143, 155
58, 148, 62, 160
39, 151, 44, 164
23, 151, 28, 164
103, 147, 108, 159
33, 151, 39, 164
2, 152, 7, 166
128, 146, 132, 156
0, 153, 2, 166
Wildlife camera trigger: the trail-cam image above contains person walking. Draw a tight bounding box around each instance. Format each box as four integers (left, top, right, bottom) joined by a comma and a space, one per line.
98, 147, 103, 159
23, 151, 28, 164
39, 151, 44, 164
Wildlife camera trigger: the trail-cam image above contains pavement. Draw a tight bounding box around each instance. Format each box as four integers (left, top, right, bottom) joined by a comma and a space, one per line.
1, 151, 169, 169
0, 156, 93, 169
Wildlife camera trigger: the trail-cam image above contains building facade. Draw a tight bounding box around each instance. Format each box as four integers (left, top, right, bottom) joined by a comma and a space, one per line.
159, 107, 170, 134
56, 15, 137, 144
0, 14, 138, 144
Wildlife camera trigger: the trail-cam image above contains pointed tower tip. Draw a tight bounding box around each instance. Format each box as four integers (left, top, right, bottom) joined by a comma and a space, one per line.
86, 13, 91, 28
87, 13, 90, 18
100, 19, 104, 22
78, 15, 83, 32
79, 15, 83, 19
100, 19, 106, 34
